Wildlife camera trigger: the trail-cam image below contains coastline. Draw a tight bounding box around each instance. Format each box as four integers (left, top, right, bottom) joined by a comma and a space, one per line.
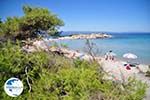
49, 33, 112, 41
28, 40, 149, 82
46, 33, 150, 65
24, 39, 150, 99
58, 47, 149, 78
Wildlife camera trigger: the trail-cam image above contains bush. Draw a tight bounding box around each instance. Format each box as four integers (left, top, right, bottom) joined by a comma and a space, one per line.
0, 41, 147, 100
146, 65, 150, 77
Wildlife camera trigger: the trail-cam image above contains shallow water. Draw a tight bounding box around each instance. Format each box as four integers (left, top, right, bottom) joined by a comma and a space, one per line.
49, 32, 150, 64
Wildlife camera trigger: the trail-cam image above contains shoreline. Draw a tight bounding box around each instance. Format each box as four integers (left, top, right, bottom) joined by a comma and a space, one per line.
58, 47, 150, 95
53, 48, 149, 79
48, 33, 112, 41
44, 33, 150, 65
24, 39, 149, 82
23, 39, 150, 99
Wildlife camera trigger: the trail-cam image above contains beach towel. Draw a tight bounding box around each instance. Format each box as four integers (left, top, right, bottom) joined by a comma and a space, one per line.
126, 65, 131, 70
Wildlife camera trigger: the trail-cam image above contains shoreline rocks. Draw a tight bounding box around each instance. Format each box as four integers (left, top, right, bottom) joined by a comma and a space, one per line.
56, 33, 112, 40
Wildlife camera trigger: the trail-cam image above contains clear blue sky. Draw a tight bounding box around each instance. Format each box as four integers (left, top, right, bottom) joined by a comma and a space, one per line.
0, 0, 150, 32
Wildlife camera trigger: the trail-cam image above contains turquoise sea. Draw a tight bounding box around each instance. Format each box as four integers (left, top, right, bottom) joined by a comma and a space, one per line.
53, 32, 150, 64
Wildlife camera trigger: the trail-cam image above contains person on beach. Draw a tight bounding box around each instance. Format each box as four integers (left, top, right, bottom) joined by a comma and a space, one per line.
105, 50, 115, 61
126, 64, 131, 70
105, 52, 109, 60
109, 50, 114, 60
111, 55, 115, 61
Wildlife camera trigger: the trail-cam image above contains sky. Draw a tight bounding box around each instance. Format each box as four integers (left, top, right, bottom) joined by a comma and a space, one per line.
0, 0, 150, 32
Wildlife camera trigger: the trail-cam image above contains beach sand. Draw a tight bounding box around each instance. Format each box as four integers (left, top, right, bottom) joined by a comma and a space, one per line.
100, 59, 148, 81
59, 48, 150, 99
26, 40, 150, 99
58, 47, 149, 81
31, 43, 149, 82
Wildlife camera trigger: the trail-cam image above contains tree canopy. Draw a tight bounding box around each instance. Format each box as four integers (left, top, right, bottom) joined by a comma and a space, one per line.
0, 5, 64, 40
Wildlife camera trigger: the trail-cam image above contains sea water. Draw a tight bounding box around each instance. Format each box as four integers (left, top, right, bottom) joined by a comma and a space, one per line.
52, 32, 150, 64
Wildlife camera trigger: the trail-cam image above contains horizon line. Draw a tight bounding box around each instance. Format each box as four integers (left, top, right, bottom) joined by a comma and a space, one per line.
61, 31, 150, 33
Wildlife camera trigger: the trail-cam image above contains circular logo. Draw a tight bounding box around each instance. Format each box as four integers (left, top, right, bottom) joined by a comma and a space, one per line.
4, 77, 23, 97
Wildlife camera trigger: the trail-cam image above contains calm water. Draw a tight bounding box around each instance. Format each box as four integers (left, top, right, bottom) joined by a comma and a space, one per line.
51, 32, 150, 64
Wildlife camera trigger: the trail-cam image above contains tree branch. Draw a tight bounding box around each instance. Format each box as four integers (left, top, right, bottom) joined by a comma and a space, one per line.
25, 65, 32, 92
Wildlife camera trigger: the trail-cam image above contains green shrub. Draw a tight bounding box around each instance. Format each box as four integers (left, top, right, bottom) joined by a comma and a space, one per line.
0, 41, 147, 100
146, 65, 150, 77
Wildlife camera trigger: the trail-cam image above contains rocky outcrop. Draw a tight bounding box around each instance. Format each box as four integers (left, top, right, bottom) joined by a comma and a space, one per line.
57, 33, 112, 40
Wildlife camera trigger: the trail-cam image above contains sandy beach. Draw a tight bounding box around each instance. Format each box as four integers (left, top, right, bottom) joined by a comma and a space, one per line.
29, 40, 149, 82
59, 47, 150, 99
60, 48, 149, 80
24, 40, 150, 99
